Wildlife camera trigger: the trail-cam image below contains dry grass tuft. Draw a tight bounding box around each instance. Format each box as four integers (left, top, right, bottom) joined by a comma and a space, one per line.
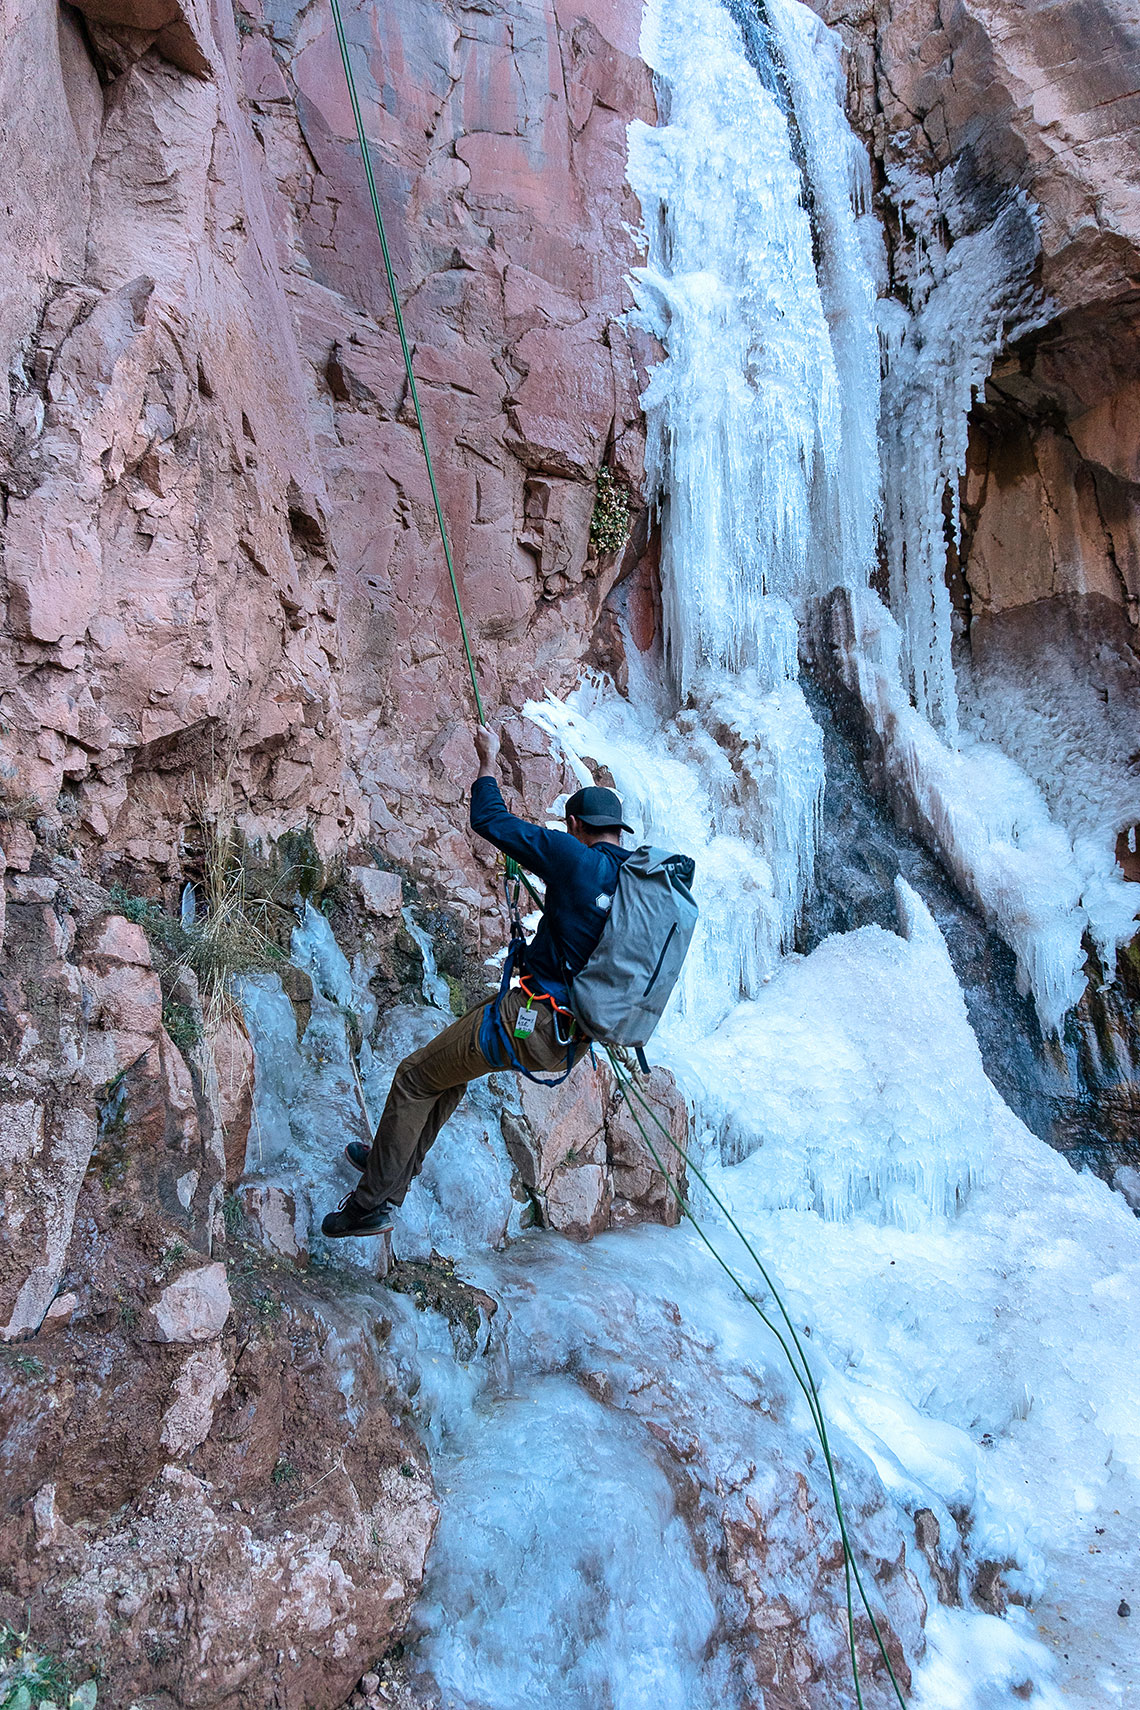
0, 764, 41, 824
114, 782, 292, 1046
186, 785, 285, 1032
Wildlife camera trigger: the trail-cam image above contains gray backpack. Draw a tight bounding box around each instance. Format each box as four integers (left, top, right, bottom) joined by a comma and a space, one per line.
570, 848, 698, 1047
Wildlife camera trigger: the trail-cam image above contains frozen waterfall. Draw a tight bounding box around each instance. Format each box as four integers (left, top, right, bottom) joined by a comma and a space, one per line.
236, 0, 1140, 1704
629, 0, 879, 698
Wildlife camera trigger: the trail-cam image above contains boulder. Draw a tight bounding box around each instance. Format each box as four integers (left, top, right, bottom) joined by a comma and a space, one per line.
149, 1262, 232, 1344
350, 866, 404, 920
502, 1057, 690, 1239
604, 1063, 688, 1229
239, 1179, 310, 1264
39, 1291, 79, 1334
90, 914, 151, 965
507, 1067, 611, 1240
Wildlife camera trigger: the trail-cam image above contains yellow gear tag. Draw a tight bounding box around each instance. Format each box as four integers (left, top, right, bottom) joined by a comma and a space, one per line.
513, 1002, 538, 1039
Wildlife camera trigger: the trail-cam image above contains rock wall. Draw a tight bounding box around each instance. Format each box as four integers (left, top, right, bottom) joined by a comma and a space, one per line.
1, 0, 654, 907
820, 0, 1140, 627
0, 879, 438, 1706
0, 0, 658, 1698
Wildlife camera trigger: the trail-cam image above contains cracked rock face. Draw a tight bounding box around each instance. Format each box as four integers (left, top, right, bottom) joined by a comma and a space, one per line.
1, 0, 655, 913
1, 0, 655, 1697
2, 1290, 437, 1710
819, 0, 1140, 625
0, 860, 441, 1708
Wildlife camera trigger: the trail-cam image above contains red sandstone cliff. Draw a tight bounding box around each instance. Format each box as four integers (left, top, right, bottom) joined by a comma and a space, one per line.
0, 0, 657, 1700
2, 0, 653, 897
5, 0, 1140, 1702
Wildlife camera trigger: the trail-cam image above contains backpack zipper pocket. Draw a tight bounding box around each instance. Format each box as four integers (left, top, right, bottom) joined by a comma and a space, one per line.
643, 922, 678, 996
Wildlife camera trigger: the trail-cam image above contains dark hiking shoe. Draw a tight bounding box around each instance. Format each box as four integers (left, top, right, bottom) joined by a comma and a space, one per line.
321, 1193, 395, 1239
344, 1140, 371, 1171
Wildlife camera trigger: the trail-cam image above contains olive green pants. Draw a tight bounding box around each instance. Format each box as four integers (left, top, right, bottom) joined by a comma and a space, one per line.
355, 987, 587, 1210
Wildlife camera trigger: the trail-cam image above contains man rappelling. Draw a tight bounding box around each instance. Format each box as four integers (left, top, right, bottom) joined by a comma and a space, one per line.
321, 0, 696, 1241
321, 723, 646, 1238
313, 16, 907, 1703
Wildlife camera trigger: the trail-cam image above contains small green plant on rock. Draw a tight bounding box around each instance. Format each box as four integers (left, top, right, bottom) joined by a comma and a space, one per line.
1, 1352, 45, 1381
589, 466, 631, 558
160, 997, 200, 1055
156, 1240, 186, 1278
0, 1618, 96, 1707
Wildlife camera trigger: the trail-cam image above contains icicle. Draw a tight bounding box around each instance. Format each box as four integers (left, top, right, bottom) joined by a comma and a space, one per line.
878, 174, 1046, 739
628, 0, 854, 697
402, 906, 454, 1012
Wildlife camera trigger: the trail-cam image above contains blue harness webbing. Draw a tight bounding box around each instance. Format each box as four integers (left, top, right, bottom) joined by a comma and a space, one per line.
482, 872, 577, 1087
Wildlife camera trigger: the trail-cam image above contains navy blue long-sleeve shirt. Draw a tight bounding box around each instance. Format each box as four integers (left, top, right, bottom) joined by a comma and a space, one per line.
470, 774, 629, 999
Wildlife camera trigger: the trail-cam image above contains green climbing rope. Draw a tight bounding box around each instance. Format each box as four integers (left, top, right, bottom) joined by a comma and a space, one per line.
508, 861, 907, 1705
329, 7, 906, 1699
604, 1047, 909, 1710
329, 0, 484, 725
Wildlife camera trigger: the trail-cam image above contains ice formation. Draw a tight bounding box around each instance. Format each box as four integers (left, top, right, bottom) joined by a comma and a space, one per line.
628, 0, 879, 697
832, 587, 1090, 1034
878, 173, 1045, 740
400, 904, 454, 1012
852, 166, 1140, 1030
628, 0, 1124, 1036
956, 612, 1140, 970
518, 0, 1137, 1696
859, 156, 1140, 1023
232, 0, 1140, 1700
239, 905, 527, 1264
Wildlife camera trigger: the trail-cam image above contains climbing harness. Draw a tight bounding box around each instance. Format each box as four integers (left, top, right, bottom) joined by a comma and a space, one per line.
517, 975, 577, 1037
330, 10, 908, 1703
483, 866, 577, 1086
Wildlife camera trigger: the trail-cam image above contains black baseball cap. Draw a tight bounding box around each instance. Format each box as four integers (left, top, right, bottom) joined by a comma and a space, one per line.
565, 785, 634, 833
